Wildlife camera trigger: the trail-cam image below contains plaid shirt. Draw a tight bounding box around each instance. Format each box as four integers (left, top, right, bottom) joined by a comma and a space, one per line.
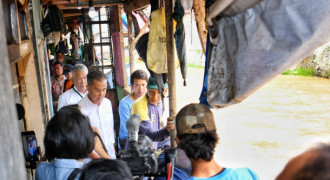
51, 75, 66, 101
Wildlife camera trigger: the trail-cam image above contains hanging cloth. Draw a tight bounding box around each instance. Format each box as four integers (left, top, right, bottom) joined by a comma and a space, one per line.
206, 0, 330, 108
199, 33, 212, 108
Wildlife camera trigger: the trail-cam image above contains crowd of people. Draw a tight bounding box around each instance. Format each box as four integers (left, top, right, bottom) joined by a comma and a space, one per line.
42, 58, 330, 180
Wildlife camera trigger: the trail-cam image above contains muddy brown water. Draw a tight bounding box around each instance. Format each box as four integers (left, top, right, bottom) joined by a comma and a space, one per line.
175, 67, 330, 179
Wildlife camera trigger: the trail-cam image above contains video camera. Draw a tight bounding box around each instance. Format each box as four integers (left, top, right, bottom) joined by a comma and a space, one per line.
118, 114, 176, 179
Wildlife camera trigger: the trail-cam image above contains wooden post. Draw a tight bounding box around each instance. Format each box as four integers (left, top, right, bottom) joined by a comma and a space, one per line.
193, 0, 207, 54
165, 0, 177, 148
98, 10, 104, 72
130, 19, 150, 48
0, 0, 26, 179
127, 11, 134, 75
110, 5, 128, 89
118, 5, 127, 86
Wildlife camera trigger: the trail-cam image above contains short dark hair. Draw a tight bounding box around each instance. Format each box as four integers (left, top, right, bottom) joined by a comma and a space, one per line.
130, 69, 148, 85
44, 105, 94, 161
178, 131, 219, 162
292, 143, 330, 180
79, 159, 133, 180
54, 61, 63, 67
87, 70, 107, 86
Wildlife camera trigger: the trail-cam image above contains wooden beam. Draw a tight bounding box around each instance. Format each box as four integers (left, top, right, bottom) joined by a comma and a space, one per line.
41, 0, 73, 5
136, 11, 148, 23
83, 20, 109, 24
41, 0, 76, 3
17, 0, 25, 6
63, 13, 81, 17
127, 11, 134, 74
124, 0, 149, 12
8, 40, 33, 65
98, 10, 104, 72
110, 5, 128, 88
118, 5, 128, 90
122, 18, 149, 51
132, 19, 149, 44
41, 0, 125, 9
109, 6, 120, 33
64, 0, 124, 9
165, 0, 177, 148
64, 16, 81, 23
193, 0, 207, 54
62, 9, 83, 14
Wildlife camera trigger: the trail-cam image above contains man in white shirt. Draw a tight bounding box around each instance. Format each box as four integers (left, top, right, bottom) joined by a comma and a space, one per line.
78, 70, 116, 159
57, 64, 88, 110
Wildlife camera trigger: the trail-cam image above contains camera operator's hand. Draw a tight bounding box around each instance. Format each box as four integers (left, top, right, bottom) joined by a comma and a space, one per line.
166, 117, 175, 132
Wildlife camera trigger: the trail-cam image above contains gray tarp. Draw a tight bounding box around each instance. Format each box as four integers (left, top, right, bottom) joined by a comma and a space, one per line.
207, 0, 330, 108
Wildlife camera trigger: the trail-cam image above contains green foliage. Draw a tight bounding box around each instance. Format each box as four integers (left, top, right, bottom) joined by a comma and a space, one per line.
189, 49, 204, 59
188, 63, 204, 69
326, 69, 330, 78
282, 68, 316, 76
325, 45, 330, 52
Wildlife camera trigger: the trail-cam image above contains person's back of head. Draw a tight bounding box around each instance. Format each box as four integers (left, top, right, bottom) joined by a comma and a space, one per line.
79, 159, 133, 180
44, 105, 94, 161
176, 104, 261, 180
175, 103, 218, 161
276, 143, 330, 180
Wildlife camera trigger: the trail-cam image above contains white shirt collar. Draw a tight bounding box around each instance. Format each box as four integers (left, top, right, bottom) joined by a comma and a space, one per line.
83, 94, 105, 107
73, 86, 88, 97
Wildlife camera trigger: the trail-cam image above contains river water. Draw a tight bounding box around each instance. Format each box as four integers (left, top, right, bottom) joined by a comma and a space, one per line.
175, 68, 330, 180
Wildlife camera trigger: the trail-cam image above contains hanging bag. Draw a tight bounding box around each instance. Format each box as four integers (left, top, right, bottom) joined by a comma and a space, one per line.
147, 8, 180, 74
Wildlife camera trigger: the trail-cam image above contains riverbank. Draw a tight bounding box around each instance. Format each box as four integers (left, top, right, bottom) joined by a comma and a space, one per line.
282, 68, 316, 77
282, 43, 330, 78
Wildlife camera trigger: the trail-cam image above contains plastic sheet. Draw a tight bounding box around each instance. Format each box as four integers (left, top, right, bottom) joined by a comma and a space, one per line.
206, 0, 330, 108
